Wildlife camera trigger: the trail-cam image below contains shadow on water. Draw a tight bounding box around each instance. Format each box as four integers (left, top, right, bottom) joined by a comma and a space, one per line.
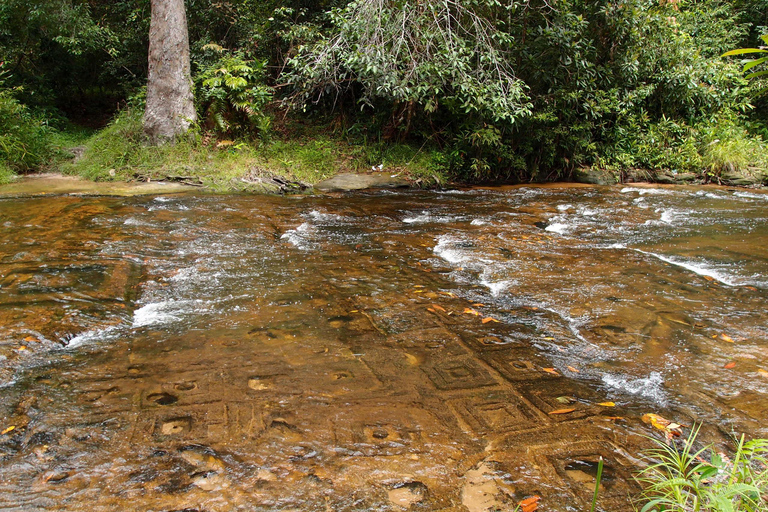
0, 184, 766, 511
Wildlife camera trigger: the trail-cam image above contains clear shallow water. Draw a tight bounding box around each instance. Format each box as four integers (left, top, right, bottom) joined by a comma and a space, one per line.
0, 184, 766, 511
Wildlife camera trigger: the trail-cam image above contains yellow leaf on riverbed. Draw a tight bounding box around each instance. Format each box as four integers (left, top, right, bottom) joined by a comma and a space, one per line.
598, 402, 616, 407
481, 317, 499, 324
463, 308, 481, 316
642, 413, 682, 436
720, 333, 734, 343
548, 408, 575, 415
542, 367, 560, 376
1, 426, 15, 435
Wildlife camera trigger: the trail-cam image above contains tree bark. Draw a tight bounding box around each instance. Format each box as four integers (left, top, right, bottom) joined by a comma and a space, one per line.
143, 0, 196, 144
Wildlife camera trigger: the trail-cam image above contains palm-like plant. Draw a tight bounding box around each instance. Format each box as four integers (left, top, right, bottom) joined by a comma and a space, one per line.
723, 35, 768, 95
636, 426, 768, 512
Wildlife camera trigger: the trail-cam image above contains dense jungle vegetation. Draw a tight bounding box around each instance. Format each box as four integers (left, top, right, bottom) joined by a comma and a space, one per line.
1, 0, 767, 187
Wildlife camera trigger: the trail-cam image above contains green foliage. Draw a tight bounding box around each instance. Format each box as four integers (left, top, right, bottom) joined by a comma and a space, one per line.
637, 427, 768, 512
195, 47, 274, 136
0, 84, 54, 173
723, 34, 768, 96
285, 0, 532, 124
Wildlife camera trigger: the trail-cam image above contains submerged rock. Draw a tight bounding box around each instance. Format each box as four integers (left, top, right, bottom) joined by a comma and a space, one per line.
314, 172, 410, 192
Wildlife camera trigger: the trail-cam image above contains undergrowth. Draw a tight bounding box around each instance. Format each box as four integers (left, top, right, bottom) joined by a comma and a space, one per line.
636, 427, 768, 512
63, 106, 442, 190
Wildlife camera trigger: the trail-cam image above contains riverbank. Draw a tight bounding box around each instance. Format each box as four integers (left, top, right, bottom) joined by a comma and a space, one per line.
6, 106, 750, 195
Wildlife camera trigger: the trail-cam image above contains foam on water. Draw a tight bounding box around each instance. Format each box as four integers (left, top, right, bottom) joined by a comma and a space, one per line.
65, 326, 121, 349
659, 209, 680, 224
433, 235, 471, 265
620, 187, 676, 196
307, 210, 347, 223
734, 191, 768, 201
281, 222, 315, 250
545, 222, 570, 234
602, 371, 668, 405
635, 249, 740, 286
132, 300, 205, 327
403, 212, 465, 224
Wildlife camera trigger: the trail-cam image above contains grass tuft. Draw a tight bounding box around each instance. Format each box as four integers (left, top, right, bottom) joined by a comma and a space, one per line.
636, 426, 768, 512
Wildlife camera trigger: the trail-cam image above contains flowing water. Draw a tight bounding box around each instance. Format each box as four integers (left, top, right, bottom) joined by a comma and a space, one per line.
0, 184, 766, 511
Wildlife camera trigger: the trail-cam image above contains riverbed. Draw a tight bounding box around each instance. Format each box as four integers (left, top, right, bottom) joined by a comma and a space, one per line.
1, 183, 766, 511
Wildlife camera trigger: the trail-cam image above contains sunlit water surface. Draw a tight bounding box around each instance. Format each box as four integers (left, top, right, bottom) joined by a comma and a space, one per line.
0, 184, 766, 511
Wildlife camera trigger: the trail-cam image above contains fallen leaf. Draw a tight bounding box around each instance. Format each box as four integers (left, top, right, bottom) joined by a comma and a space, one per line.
18, 346, 26, 351
720, 333, 734, 343
703, 275, 716, 282
413, 285, 425, 288
463, 308, 482, 317
598, 402, 616, 407
519, 495, 541, 512
542, 367, 560, 376
439, 291, 457, 298
216, 140, 234, 147
746, 286, 758, 291
567, 365, 580, 373
757, 369, 768, 379
430, 304, 446, 313
549, 408, 576, 415
413, 290, 424, 294
426, 308, 436, 313
723, 362, 736, 369
540, 336, 555, 340
642, 413, 682, 436
1, 426, 16, 435
472, 303, 485, 307
24, 336, 37, 343
555, 396, 576, 404
481, 317, 499, 324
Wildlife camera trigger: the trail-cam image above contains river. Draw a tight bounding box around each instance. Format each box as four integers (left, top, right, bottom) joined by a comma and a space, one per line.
1, 183, 766, 511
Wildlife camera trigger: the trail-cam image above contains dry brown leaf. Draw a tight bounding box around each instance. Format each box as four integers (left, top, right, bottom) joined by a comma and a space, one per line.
757, 369, 768, 379
723, 362, 736, 369
439, 291, 457, 298
463, 308, 482, 317
549, 408, 576, 415
426, 308, 436, 313
431, 304, 446, 313
481, 317, 499, 324
23, 336, 37, 343
567, 365, 580, 373
472, 303, 486, 307
720, 333, 734, 343
542, 367, 560, 376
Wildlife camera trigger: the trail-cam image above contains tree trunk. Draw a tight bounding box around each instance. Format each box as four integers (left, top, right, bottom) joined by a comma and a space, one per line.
143, 0, 196, 144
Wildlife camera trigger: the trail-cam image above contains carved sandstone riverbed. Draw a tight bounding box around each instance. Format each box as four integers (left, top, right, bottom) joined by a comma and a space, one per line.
0, 184, 766, 511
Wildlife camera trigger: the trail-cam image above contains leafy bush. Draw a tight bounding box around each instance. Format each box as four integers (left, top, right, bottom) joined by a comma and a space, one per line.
195, 46, 274, 137
0, 86, 54, 174
637, 427, 768, 512
285, 0, 532, 145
